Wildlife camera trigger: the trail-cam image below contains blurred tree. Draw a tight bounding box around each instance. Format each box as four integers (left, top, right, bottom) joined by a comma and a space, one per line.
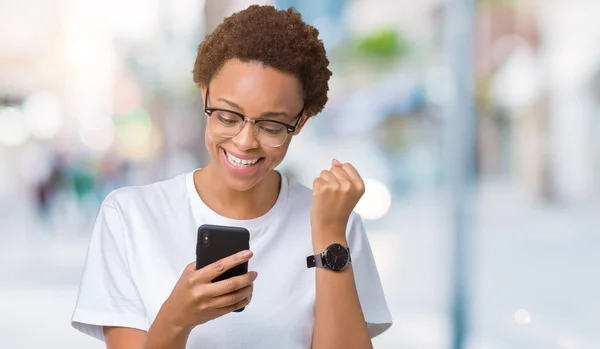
355, 29, 408, 61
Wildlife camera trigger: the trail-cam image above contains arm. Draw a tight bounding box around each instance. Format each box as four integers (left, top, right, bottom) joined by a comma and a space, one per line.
104, 327, 146, 349
103, 315, 191, 349
311, 231, 372, 349
310, 160, 373, 349
103, 313, 191, 349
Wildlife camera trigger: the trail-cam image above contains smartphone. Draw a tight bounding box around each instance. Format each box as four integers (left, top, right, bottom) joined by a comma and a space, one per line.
196, 224, 250, 312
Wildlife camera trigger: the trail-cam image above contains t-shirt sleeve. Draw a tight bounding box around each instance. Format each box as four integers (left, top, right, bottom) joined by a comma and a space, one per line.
346, 212, 393, 338
71, 198, 148, 341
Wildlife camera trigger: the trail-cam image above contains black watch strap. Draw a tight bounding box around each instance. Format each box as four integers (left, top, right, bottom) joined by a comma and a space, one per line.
306, 253, 323, 268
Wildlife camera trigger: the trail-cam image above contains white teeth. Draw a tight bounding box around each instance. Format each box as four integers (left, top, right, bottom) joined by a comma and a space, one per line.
225, 151, 259, 168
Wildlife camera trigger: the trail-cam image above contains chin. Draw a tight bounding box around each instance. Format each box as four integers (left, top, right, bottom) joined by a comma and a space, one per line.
219, 172, 262, 192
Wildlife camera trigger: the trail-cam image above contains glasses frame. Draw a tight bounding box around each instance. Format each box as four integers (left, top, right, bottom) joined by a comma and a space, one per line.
203, 86, 304, 147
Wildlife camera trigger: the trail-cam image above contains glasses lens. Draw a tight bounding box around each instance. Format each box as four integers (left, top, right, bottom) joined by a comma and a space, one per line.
209, 110, 243, 137
256, 120, 288, 147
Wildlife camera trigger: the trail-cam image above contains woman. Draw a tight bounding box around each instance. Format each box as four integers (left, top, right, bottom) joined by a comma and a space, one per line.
72, 5, 392, 349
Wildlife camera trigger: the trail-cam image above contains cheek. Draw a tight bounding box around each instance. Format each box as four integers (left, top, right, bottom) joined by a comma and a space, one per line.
204, 130, 228, 163
205, 128, 223, 151
263, 144, 290, 167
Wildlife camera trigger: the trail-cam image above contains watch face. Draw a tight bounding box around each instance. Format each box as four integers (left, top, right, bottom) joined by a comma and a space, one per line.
324, 243, 349, 271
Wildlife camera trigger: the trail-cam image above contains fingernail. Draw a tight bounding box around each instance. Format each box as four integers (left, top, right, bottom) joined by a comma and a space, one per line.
252, 271, 258, 280
243, 250, 252, 258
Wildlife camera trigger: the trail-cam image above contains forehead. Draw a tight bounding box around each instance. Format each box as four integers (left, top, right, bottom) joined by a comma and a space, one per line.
209, 59, 303, 111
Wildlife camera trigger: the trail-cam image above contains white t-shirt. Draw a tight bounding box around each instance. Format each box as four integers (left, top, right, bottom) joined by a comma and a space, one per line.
71, 169, 392, 348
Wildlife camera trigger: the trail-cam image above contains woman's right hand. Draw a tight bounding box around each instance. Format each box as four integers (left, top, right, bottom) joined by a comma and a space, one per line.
158, 250, 257, 332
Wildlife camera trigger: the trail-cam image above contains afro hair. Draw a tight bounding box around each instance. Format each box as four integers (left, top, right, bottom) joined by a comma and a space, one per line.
193, 5, 332, 117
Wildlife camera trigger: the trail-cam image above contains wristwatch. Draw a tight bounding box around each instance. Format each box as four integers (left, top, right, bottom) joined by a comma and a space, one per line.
306, 243, 352, 272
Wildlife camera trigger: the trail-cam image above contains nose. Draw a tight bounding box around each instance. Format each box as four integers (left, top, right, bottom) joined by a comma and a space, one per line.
231, 119, 260, 150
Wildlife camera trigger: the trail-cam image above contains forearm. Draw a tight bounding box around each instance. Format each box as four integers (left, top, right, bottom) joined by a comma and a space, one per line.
141, 309, 192, 349
311, 226, 372, 349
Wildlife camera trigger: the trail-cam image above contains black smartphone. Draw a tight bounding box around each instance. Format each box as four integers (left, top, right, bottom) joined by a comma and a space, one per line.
196, 224, 250, 312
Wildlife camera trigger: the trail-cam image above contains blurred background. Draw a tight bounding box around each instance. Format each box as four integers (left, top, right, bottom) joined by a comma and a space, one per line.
1, 0, 599, 348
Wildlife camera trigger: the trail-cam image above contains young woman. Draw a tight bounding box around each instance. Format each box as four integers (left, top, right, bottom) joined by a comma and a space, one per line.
72, 5, 392, 349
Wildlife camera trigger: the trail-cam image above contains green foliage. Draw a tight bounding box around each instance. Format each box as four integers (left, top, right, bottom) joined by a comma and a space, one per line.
354, 29, 408, 61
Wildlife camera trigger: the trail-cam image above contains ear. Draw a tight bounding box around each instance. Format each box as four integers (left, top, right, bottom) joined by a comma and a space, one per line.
293, 113, 310, 135
200, 85, 207, 104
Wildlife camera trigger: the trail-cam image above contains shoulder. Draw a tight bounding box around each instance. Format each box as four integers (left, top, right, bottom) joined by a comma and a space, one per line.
102, 171, 189, 213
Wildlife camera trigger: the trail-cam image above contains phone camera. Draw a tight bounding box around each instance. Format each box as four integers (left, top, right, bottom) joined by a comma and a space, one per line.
201, 232, 211, 247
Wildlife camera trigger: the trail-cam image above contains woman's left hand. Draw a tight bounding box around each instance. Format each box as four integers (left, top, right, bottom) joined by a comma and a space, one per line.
310, 159, 365, 240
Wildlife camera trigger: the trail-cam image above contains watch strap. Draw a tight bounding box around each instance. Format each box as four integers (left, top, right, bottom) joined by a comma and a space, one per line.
306, 253, 324, 268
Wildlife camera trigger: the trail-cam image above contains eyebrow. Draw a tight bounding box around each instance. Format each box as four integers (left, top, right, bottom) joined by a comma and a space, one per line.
216, 97, 289, 118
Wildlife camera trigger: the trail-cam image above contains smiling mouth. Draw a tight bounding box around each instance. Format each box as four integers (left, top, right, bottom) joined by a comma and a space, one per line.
223, 149, 263, 168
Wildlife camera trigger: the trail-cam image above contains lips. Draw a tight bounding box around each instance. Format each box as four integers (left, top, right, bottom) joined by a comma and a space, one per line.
224, 149, 261, 167
220, 148, 264, 174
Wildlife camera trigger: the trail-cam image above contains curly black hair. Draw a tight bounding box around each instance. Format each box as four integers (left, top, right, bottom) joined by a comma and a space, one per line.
193, 5, 331, 117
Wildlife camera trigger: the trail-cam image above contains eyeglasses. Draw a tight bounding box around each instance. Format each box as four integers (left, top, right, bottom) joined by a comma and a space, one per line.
203, 87, 304, 148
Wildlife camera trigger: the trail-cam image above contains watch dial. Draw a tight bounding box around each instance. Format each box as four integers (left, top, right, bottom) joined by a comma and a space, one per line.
324, 243, 349, 271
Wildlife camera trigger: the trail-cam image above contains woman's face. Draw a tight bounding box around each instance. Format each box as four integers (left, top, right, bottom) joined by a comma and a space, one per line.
202, 59, 306, 192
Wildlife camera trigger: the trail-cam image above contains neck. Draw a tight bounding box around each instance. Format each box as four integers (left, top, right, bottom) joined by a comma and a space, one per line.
193, 163, 281, 220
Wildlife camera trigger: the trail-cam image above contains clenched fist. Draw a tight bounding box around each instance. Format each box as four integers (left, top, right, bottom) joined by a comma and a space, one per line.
311, 159, 365, 242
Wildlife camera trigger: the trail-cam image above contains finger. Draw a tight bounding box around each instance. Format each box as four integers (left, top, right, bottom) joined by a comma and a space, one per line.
319, 170, 338, 183
195, 250, 253, 282
331, 166, 351, 182
213, 293, 253, 317
313, 177, 326, 194
313, 177, 326, 188
329, 167, 352, 192
184, 261, 197, 274
208, 271, 258, 297
332, 158, 343, 167
340, 162, 363, 183
211, 284, 254, 309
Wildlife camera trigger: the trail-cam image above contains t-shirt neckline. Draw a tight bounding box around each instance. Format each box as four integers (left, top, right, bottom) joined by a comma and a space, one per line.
186, 168, 289, 231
